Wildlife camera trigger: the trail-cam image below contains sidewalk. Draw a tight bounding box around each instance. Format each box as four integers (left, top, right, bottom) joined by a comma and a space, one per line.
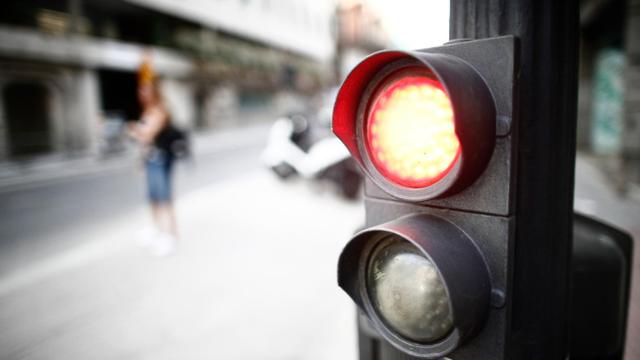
0, 169, 361, 360
0, 143, 636, 359
0, 122, 272, 193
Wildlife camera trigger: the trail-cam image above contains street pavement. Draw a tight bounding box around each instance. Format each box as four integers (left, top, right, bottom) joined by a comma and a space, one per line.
0, 161, 363, 359
0, 124, 271, 275
0, 127, 639, 360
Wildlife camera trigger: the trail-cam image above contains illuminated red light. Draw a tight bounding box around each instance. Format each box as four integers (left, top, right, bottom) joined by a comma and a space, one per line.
366, 76, 461, 188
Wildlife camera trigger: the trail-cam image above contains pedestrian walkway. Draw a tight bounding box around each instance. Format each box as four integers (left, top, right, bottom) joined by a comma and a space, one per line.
0, 169, 361, 360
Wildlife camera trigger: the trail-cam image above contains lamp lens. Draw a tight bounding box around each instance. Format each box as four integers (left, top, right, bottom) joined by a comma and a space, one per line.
366, 75, 460, 188
367, 236, 454, 342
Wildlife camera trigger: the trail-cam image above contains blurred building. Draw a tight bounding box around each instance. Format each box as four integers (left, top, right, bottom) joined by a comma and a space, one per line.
577, 0, 640, 192
623, 0, 640, 189
0, 0, 336, 162
335, 0, 388, 80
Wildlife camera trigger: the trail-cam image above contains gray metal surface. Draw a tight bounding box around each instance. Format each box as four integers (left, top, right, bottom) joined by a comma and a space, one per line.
361, 197, 513, 360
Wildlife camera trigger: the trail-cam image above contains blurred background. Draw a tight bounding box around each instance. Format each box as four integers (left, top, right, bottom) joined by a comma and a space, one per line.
0, 0, 639, 359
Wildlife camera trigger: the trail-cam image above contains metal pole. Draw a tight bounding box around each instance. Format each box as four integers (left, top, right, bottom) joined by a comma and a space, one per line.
450, 1, 579, 359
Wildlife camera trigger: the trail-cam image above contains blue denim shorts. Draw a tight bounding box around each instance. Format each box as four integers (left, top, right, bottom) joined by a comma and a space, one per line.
145, 148, 174, 203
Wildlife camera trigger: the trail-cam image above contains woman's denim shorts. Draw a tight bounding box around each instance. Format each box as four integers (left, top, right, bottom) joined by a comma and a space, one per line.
145, 148, 174, 203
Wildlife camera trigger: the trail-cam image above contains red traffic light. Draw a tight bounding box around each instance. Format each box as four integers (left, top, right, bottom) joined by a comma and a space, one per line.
366, 71, 460, 188
333, 50, 496, 201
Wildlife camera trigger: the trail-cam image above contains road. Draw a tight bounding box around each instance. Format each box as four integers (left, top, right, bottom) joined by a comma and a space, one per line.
0, 128, 363, 360
0, 132, 638, 359
0, 142, 264, 275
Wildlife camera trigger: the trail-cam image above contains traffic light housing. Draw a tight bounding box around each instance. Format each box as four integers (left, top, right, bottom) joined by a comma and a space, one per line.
334, 36, 517, 359
334, 35, 633, 360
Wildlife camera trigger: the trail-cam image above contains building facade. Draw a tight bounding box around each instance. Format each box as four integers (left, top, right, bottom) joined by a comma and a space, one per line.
335, 0, 388, 80
0, 0, 336, 162
577, 0, 640, 191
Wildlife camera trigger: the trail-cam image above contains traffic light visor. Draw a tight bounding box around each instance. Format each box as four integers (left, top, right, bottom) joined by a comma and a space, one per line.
333, 50, 496, 201
337, 214, 491, 357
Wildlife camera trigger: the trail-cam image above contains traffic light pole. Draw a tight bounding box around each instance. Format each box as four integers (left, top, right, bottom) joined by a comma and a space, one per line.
450, 1, 579, 359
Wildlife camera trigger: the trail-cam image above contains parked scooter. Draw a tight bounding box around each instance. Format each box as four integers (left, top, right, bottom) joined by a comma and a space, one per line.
261, 111, 362, 199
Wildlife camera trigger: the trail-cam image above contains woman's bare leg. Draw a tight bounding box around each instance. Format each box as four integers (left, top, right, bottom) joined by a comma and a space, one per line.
151, 203, 162, 232
160, 202, 178, 239
147, 203, 177, 256
151, 202, 177, 238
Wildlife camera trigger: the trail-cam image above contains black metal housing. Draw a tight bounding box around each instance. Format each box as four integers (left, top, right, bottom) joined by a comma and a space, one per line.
337, 36, 518, 360
338, 213, 491, 358
339, 36, 517, 216
570, 213, 633, 360
341, 0, 581, 358
449, 1, 579, 359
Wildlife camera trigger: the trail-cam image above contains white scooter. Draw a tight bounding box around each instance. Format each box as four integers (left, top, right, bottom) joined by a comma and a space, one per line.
261, 113, 362, 199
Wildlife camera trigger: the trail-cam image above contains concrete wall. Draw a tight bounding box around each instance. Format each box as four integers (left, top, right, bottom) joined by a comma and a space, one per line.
0, 61, 102, 161
0, 25, 312, 161
0, 83, 6, 160
0, 26, 193, 77
202, 86, 239, 129
125, 0, 336, 61
0, 62, 67, 160
161, 78, 196, 130
69, 69, 101, 155
0, 26, 195, 162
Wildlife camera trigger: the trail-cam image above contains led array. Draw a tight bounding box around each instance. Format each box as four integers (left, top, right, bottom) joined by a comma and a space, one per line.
367, 76, 460, 188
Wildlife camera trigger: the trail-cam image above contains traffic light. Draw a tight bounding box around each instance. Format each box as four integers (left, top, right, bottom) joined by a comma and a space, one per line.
334, 36, 518, 358
333, 35, 634, 360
